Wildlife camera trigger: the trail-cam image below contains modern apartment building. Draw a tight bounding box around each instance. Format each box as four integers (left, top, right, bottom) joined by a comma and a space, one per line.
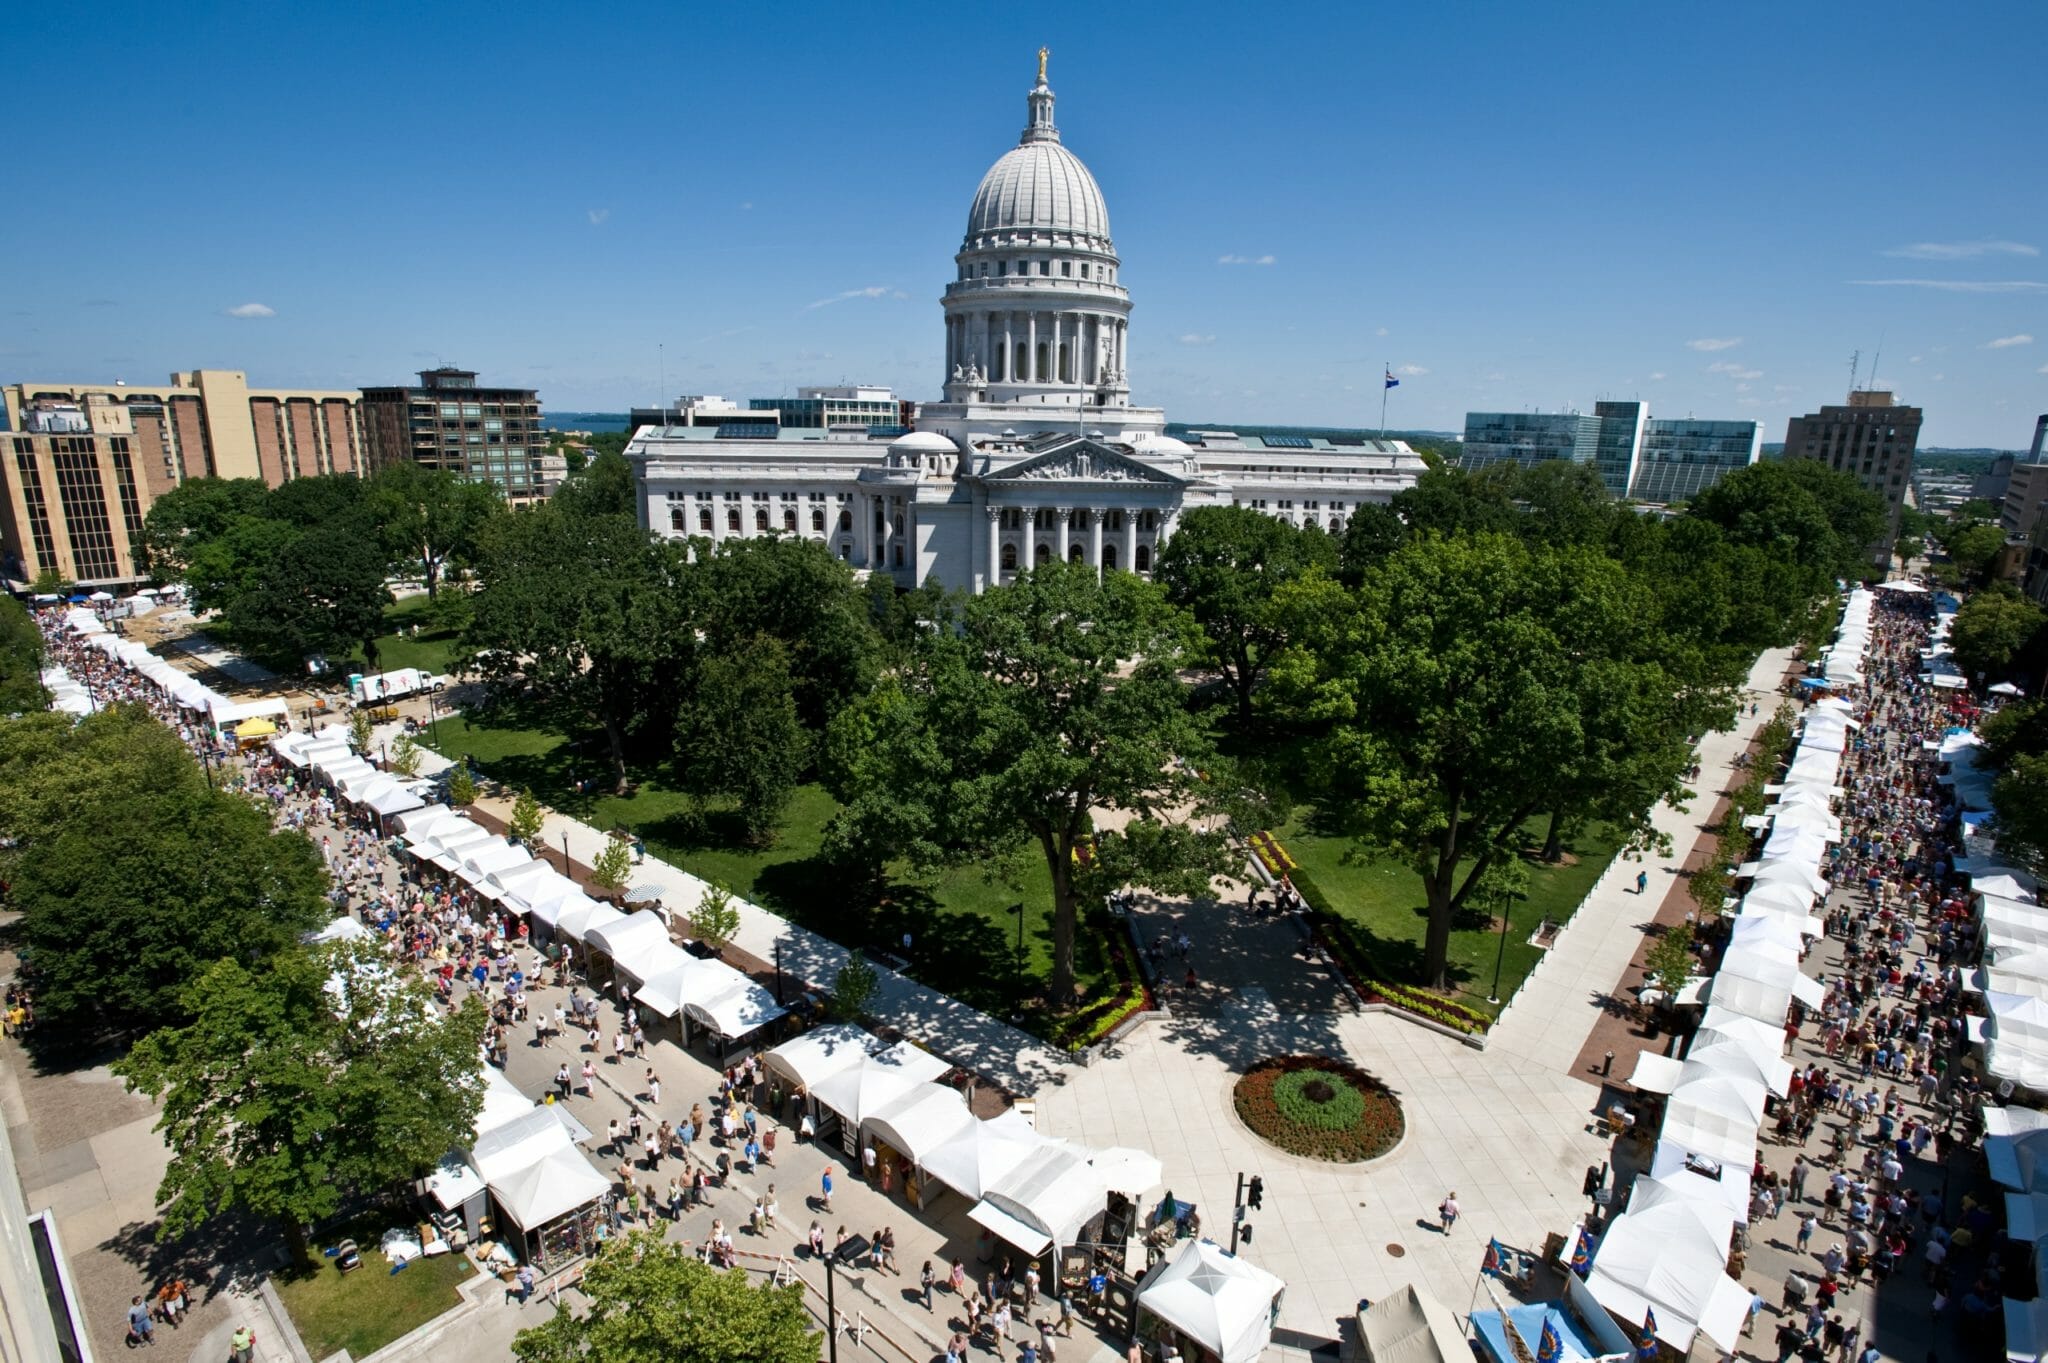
1460, 401, 1760, 502
628, 387, 912, 435
1782, 389, 1923, 563
360, 367, 545, 504
0, 370, 366, 588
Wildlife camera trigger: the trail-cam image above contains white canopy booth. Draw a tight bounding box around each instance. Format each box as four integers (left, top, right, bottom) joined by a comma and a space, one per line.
860, 1083, 974, 1207
1582, 1177, 1749, 1353
457, 842, 536, 890
679, 965, 788, 1057
392, 805, 462, 840
1739, 882, 1821, 918
354, 777, 427, 821
921, 1108, 1054, 1202
812, 1048, 951, 1155
2006, 1298, 2048, 1363
1133, 1238, 1286, 1363
420, 824, 497, 873
765, 1024, 875, 1094
557, 902, 626, 958
1645, 1141, 1753, 1220
967, 1143, 1109, 1274
1744, 860, 1830, 900
481, 858, 556, 908
1356, 1283, 1470, 1363
581, 910, 672, 989
524, 882, 604, 944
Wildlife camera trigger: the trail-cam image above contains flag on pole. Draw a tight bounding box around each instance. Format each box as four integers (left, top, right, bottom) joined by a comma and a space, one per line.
1482, 1238, 1508, 1277
1537, 1316, 1564, 1363
1384, 369, 1401, 389
1568, 1227, 1593, 1276
1637, 1308, 1659, 1360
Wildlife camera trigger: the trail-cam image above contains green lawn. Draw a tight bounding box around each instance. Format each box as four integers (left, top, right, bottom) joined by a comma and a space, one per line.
420, 712, 1090, 1014
1273, 805, 1620, 1017
364, 596, 461, 675
273, 1212, 474, 1360
1220, 725, 1621, 1017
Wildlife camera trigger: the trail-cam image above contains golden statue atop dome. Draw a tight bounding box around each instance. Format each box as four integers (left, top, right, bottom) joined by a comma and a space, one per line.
1037, 46, 1049, 85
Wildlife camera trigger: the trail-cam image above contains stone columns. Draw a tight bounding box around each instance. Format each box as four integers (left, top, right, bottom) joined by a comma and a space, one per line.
1002, 315, 1013, 384
1019, 503, 1035, 568
986, 506, 1002, 591
1027, 314, 1038, 383
1125, 506, 1140, 573
1054, 507, 1071, 563
859, 493, 874, 567
1088, 507, 1104, 578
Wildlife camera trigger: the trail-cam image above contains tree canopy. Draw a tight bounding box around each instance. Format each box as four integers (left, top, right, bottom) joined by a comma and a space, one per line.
0, 595, 45, 715
1270, 533, 1718, 987
1, 704, 330, 1041
366, 460, 503, 597
510, 1231, 815, 1363
828, 562, 1237, 1001
1950, 586, 2046, 681
1155, 503, 1335, 725
115, 939, 487, 1267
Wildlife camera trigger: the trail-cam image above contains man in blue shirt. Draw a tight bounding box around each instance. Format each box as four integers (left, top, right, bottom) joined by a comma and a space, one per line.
127, 1296, 155, 1345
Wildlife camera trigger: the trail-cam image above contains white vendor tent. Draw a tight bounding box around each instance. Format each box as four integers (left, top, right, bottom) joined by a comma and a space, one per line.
392, 805, 462, 838
1646, 1142, 1753, 1220
2009, 1192, 2048, 1243
488, 1144, 610, 1233
968, 1143, 1108, 1259
1355, 1283, 1469, 1363
583, 910, 672, 972
921, 1108, 1053, 1202
2008, 1297, 2048, 1363
862, 1083, 975, 1169
1135, 1238, 1286, 1363
558, 902, 626, 946
630, 954, 721, 1018
457, 842, 535, 888
1688, 1023, 1793, 1096
481, 858, 556, 906
309, 916, 374, 945
1583, 1178, 1749, 1352
681, 963, 787, 1041
506, 871, 581, 918
814, 1050, 950, 1129
1986, 1130, 2048, 1192
765, 1024, 878, 1094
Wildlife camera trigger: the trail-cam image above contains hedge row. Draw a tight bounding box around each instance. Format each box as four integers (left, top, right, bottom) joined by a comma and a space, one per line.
1290, 867, 1491, 1035
1049, 919, 1155, 1052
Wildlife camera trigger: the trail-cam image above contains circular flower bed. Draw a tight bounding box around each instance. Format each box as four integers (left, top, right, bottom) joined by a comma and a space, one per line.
1233, 1056, 1404, 1161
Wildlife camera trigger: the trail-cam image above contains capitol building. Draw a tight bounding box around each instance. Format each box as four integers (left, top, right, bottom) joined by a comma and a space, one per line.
626, 55, 1425, 592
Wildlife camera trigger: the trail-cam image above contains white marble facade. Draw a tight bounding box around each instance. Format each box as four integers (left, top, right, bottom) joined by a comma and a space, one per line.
627, 56, 1425, 592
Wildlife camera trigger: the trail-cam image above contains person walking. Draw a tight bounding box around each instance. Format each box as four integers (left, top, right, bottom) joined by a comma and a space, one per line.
921, 1260, 937, 1310
1636, 870, 1649, 895
229, 1324, 256, 1363
1790, 1155, 1810, 1204
1438, 1191, 1460, 1232
126, 1295, 155, 1347
821, 1164, 834, 1210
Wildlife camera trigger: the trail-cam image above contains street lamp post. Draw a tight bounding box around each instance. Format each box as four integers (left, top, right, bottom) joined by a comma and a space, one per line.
1487, 893, 1512, 1005
774, 940, 785, 1005
562, 831, 572, 878
1011, 903, 1027, 1007
824, 1253, 839, 1363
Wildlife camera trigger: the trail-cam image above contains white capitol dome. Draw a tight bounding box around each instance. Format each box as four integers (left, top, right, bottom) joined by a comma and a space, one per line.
960, 57, 1112, 252
967, 139, 1110, 247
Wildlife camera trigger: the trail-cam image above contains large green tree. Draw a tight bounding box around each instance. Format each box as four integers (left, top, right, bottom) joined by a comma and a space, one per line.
0, 595, 45, 714
1944, 522, 2011, 588
672, 634, 808, 845
511, 1231, 815, 1363
3, 706, 331, 1037
548, 449, 637, 522
1270, 534, 1710, 988
463, 506, 687, 788
1155, 504, 1333, 725
116, 940, 487, 1268
367, 460, 503, 598
1950, 586, 2046, 681
225, 521, 393, 670
696, 535, 878, 731
139, 476, 269, 577
852, 563, 1236, 1001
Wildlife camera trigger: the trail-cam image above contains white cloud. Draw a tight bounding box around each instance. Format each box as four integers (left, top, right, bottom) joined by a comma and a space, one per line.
1484, 371, 1505, 382
1735, 383, 1752, 392
805, 286, 897, 310
1908, 355, 1922, 364
1851, 278, 2048, 293
1773, 384, 1800, 393
1374, 327, 1389, 337
587, 208, 610, 226
2038, 362, 2048, 375
224, 302, 274, 318
1216, 254, 1276, 266
1707, 361, 1763, 380
1883, 240, 2037, 260
1984, 333, 2034, 349
1647, 371, 1666, 381
1687, 337, 1742, 351
1932, 373, 1946, 381
1396, 364, 1428, 376
1178, 333, 1216, 346
740, 201, 754, 211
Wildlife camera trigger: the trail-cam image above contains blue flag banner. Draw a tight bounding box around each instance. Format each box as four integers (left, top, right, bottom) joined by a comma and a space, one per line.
1568, 1227, 1593, 1276
1482, 1238, 1507, 1277
1537, 1318, 1564, 1363
1384, 369, 1400, 389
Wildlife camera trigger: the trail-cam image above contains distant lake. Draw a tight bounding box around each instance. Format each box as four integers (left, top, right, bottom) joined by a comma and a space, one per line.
543, 411, 630, 433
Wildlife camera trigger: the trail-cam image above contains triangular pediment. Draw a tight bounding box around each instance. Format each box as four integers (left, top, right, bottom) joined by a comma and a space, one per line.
982, 438, 1183, 485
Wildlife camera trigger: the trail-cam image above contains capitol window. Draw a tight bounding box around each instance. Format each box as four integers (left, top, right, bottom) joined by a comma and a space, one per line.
997, 261, 1007, 276
1080, 263, 1090, 279
756, 509, 770, 531
727, 509, 740, 531
1061, 261, 1071, 277
1038, 260, 1050, 276
699, 508, 712, 531
812, 508, 825, 532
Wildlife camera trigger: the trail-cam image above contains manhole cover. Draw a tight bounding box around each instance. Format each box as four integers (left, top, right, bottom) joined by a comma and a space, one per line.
1386, 1243, 1405, 1258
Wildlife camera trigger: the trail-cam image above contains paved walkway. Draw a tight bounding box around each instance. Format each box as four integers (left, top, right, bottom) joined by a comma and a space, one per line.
1486, 646, 1798, 1070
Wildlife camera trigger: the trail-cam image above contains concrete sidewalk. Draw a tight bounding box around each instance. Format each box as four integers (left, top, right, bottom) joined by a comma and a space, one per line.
1485, 644, 1798, 1072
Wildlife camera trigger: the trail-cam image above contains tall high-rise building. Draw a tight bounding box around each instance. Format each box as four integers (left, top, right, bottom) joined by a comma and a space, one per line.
1781, 390, 1923, 563
0, 370, 365, 588
1459, 401, 1759, 502
360, 367, 545, 504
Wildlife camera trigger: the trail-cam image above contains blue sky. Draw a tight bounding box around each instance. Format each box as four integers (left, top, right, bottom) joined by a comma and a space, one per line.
5, 0, 2044, 446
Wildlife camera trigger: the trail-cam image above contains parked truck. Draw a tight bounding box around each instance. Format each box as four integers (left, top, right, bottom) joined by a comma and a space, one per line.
348, 668, 449, 705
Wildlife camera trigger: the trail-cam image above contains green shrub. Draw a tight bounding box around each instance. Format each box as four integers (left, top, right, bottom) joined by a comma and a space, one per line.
1271, 1068, 1366, 1130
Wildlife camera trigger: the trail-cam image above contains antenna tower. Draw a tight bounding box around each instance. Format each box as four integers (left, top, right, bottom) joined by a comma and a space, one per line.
1847, 350, 1860, 395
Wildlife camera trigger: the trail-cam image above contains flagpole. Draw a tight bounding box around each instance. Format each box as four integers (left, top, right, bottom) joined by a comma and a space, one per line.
1379, 359, 1389, 438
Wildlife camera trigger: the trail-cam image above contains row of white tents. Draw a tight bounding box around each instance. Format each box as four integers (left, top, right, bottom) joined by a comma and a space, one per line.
57, 610, 292, 735
1588, 591, 1883, 1354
